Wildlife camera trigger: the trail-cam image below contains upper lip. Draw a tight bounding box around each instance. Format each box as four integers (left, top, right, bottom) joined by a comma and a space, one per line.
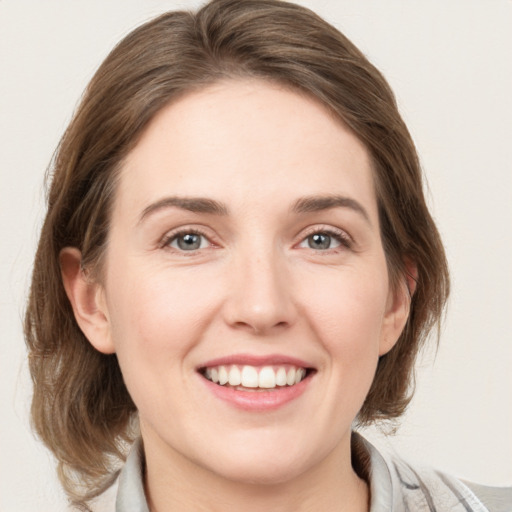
197, 353, 315, 370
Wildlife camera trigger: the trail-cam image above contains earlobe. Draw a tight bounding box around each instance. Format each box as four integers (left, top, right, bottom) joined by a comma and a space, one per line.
59, 247, 115, 354
379, 261, 417, 356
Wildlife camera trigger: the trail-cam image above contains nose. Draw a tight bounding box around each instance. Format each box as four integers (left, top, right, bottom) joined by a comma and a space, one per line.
222, 247, 297, 335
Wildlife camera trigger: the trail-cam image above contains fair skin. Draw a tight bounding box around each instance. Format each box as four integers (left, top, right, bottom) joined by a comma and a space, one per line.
61, 80, 411, 512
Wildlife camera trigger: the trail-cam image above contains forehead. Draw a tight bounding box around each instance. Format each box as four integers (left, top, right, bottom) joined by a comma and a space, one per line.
115, 79, 377, 221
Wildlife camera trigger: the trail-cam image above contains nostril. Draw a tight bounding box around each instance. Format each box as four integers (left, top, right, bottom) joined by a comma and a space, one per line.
230, 320, 288, 334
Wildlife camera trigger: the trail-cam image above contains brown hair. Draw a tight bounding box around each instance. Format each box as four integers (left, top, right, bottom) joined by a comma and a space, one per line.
25, 0, 449, 508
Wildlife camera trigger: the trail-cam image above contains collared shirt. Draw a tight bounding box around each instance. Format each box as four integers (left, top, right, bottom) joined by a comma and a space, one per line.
114, 435, 512, 511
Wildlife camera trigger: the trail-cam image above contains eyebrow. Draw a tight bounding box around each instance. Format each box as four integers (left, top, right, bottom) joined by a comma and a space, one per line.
291, 195, 371, 224
139, 194, 370, 224
139, 196, 229, 223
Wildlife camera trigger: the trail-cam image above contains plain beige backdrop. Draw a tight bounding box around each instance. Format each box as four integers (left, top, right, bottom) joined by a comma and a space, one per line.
1, 1, 511, 510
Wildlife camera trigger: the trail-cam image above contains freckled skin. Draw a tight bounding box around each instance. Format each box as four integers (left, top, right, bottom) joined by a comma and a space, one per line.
78, 80, 409, 510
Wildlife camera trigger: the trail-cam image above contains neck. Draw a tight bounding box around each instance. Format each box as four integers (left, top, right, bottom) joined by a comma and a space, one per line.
142, 431, 369, 512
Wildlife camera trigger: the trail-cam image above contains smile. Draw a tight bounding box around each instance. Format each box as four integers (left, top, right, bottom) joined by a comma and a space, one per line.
201, 364, 308, 390
197, 355, 316, 410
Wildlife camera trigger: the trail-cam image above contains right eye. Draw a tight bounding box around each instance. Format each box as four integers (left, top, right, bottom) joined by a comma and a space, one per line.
165, 231, 210, 251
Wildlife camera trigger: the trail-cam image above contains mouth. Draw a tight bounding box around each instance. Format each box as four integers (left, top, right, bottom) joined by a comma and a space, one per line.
197, 357, 316, 410
199, 364, 314, 391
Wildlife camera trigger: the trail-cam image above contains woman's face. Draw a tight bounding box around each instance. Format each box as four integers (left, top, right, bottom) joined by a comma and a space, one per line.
91, 80, 408, 484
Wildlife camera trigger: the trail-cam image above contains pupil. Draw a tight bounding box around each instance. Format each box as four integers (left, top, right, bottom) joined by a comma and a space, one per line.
178, 234, 201, 250
309, 233, 330, 250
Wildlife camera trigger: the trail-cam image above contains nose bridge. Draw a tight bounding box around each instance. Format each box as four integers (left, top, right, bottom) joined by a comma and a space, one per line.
224, 237, 295, 334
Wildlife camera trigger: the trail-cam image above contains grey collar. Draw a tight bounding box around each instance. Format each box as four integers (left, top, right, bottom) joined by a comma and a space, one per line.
115, 434, 496, 512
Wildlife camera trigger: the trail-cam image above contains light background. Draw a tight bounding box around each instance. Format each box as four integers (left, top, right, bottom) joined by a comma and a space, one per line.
1, 1, 511, 510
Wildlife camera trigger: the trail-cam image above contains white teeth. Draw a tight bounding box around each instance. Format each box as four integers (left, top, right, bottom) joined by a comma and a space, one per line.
228, 366, 241, 386
258, 366, 276, 388
295, 368, 305, 384
241, 366, 259, 388
275, 367, 287, 386
286, 367, 296, 386
218, 365, 229, 385
204, 364, 310, 388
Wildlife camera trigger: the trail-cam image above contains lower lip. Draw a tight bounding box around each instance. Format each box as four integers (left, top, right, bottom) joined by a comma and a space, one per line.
200, 373, 313, 411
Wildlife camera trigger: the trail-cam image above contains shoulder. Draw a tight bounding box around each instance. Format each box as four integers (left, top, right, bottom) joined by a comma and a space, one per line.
393, 461, 512, 512
463, 480, 512, 512
354, 433, 512, 512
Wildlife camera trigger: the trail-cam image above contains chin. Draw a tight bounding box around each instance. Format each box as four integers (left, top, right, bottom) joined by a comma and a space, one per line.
209, 457, 308, 486
193, 435, 319, 486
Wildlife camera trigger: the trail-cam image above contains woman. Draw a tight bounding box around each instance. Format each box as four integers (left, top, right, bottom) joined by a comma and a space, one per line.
24, 0, 511, 510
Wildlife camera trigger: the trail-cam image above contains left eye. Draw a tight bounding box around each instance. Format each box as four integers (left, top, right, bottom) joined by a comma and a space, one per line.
299, 232, 342, 250
168, 232, 209, 251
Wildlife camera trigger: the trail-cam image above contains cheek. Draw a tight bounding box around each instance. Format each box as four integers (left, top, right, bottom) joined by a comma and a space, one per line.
287, 265, 390, 437
104, 263, 219, 391
299, 265, 389, 394
303, 266, 388, 345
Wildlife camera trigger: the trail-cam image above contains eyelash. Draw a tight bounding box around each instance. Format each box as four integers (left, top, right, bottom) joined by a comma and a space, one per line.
160, 226, 353, 254
161, 227, 214, 253
298, 226, 353, 252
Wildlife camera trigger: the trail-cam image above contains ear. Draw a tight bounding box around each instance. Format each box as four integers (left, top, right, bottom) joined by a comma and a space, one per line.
59, 247, 115, 354
379, 260, 418, 356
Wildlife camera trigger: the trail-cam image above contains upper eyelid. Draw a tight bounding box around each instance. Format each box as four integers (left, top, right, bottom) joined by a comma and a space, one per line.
160, 226, 216, 248
297, 224, 353, 242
